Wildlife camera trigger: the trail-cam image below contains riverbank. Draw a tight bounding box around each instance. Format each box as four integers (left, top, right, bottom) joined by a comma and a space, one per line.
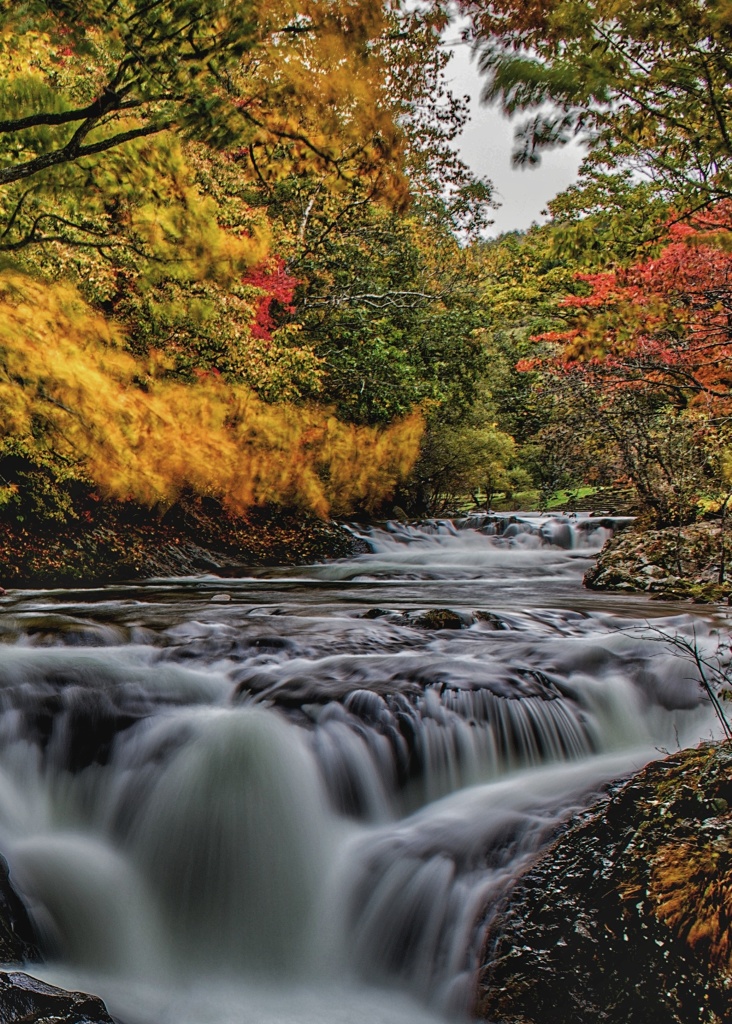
0, 494, 357, 588
585, 519, 731, 602
3, 495, 727, 606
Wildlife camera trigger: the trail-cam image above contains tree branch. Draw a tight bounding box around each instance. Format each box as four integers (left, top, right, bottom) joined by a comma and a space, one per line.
0, 122, 171, 187
304, 290, 443, 309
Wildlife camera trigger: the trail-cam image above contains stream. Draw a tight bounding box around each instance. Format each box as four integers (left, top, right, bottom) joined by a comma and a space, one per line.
0, 513, 725, 1024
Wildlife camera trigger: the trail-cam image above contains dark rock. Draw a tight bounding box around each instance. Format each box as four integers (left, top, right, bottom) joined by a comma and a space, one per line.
474, 611, 507, 630
361, 608, 391, 619
0, 857, 40, 965
540, 518, 573, 549
190, 556, 221, 571
475, 743, 732, 1024
0, 971, 115, 1023
211, 563, 252, 577
413, 608, 464, 630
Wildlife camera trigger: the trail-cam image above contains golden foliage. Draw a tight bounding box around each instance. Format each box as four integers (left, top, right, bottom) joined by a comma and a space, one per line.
649, 839, 732, 971
0, 0, 409, 205
0, 271, 422, 515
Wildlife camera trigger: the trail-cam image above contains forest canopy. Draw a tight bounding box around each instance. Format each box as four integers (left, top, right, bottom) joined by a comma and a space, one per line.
0, 0, 479, 517
1, 0, 731, 532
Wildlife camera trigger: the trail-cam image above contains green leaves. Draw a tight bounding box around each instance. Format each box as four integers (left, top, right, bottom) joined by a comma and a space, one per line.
293, 209, 489, 424
462, 0, 732, 210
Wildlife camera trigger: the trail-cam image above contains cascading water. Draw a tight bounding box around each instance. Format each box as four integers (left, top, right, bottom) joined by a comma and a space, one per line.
0, 513, 725, 1024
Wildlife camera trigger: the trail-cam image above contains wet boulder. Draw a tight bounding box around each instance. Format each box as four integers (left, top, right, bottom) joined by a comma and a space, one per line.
0, 971, 115, 1023
413, 609, 465, 630
539, 517, 574, 549
0, 860, 115, 1023
475, 742, 732, 1024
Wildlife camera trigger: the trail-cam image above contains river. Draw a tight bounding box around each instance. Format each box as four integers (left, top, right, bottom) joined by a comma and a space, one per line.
0, 514, 725, 1024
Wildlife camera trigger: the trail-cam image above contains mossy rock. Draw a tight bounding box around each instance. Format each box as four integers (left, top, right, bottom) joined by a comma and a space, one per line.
476, 743, 732, 1024
475, 611, 507, 630
585, 522, 732, 602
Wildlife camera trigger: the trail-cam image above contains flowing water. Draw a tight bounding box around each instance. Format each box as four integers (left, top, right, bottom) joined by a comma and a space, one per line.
0, 513, 726, 1024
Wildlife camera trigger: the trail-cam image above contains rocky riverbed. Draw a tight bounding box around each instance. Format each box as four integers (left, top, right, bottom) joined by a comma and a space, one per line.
6, 744, 732, 1024
585, 520, 731, 602
0, 514, 730, 1024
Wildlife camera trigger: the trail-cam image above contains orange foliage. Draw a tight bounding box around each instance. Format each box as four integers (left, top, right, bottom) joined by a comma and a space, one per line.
649, 840, 732, 971
0, 272, 422, 516
528, 203, 732, 410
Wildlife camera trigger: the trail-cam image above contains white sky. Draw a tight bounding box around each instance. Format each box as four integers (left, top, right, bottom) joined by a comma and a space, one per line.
447, 42, 585, 236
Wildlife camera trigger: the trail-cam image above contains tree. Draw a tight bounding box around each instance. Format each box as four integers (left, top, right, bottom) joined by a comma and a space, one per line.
392, 399, 522, 516
0, 0, 410, 203
0, 1, 462, 519
0, 270, 424, 517
518, 204, 732, 523
457, 0, 732, 213
526, 204, 732, 410
290, 208, 490, 424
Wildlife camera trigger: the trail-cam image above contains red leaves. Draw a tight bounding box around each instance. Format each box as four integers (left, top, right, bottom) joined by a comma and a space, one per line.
242, 257, 300, 342
526, 203, 732, 409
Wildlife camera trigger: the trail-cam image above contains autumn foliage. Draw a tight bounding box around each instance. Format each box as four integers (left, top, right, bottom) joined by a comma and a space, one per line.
0, 272, 422, 517
243, 259, 300, 342
0, 1, 457, 528
523, 204, 732, 413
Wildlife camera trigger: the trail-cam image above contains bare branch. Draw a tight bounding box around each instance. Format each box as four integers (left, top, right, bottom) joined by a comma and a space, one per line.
304, 290, 444, 309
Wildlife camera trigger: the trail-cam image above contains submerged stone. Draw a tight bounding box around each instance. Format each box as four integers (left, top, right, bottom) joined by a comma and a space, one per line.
413, 608, 464, 630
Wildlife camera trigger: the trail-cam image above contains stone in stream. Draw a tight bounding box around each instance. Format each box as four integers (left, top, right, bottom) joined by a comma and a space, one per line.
0, 855, 40, 964
539, 517, 574, 549
0, 855, 116, 1023
475, 742, 732, 1024
412, 608, 464, 630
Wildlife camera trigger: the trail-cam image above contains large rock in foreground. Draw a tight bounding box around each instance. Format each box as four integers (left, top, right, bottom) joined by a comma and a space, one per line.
0, 971, 114, 1023
476, 743, 732, 1024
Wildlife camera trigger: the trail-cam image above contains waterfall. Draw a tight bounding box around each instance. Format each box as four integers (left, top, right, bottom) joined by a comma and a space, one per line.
0, 517, 722, 1024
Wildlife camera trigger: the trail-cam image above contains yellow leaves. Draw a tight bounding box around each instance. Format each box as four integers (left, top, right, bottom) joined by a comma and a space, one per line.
131, 193, 267, 286
649, 839, 732, 971
0, 271, 421, 515
0, 28, 52, 80
88, 132, 271, 288
720, 448, 732, 487
218, 0, 409, 203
